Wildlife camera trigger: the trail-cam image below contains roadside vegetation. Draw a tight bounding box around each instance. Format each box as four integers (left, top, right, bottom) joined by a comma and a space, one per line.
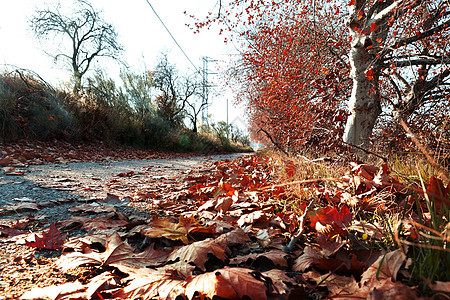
0, 69, 251, 153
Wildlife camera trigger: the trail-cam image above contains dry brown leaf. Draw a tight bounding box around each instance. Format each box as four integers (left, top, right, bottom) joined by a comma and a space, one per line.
59, 215, 128, 232
19, 281, 87, 300
230, 249, 288, 268
237, 210, 270, 228
364, 278, 419, 300
425, 279, 450, 293
262, 269, 297, 296
69, 203, 117, 214
85, 271, 121, 299
215, 196, 234, 212
197, 198, 217, 211
112, 266, 185, 300
302, 270, 359, 297
292, 246, 325, 272
184, 267, 268, 300
360, 249, 406, 287
56, 232, 165, 272
168, 238, 228, 272
142, 215, 215, 244
215, 227, 251, 248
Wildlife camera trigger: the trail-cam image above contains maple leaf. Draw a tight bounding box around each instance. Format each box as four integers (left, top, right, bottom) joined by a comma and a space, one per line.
19, 281, 87, 300
184, 267, 269, 300
112, 265, 185, 300
302, 269, 359, 297
360, 249, 406, 285
142, 215, 215, 244
427, 176, 449, 205
56, 232, 168, 272
230, 249, 288, 268
309, 205, 352, 236
25, 222, 66, 250
168, 238, 228, 273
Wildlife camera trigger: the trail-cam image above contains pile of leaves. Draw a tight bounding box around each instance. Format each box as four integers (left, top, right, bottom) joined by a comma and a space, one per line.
2, 154, 449, 299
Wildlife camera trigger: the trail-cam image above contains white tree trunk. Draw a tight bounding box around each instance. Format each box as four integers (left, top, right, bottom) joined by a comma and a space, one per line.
342, 1, 393, 148
342, 40, 381, 147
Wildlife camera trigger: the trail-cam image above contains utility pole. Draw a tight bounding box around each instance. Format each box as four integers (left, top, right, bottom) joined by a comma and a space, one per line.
201, 56, 217, 127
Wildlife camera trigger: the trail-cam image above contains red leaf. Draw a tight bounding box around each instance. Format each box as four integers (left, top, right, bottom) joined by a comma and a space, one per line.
26, 222, 66, 250
284, 160, 296, 178
309, 206, 352, 236
370, 22, 379, 32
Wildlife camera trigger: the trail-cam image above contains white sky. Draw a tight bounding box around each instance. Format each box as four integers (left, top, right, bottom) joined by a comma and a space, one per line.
0, 0, 248, 130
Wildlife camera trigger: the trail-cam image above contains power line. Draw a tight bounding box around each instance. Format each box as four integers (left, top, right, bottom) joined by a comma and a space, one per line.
144, 0, 200, 74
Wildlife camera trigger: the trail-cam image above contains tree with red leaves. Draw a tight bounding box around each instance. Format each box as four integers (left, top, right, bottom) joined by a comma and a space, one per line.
193, 0, 450, 152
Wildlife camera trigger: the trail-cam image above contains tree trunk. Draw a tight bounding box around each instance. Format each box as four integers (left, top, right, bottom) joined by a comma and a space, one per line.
73, 70, 82, 94
343, 41, 382, 148
193, 120, 198, 134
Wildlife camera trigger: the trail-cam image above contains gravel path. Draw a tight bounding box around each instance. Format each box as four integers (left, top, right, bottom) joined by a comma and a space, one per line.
0, 153, 246, 223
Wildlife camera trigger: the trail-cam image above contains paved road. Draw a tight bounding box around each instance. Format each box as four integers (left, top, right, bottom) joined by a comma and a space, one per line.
0, 153, 247, 222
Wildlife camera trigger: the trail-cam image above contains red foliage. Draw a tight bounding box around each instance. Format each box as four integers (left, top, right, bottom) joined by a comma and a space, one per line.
25, 222, 66, 250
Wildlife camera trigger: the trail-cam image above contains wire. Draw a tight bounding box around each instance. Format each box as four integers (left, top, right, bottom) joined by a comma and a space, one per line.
144, 0, 201, 74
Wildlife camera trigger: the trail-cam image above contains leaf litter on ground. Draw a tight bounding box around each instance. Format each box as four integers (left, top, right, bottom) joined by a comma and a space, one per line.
0, 151, 448, 299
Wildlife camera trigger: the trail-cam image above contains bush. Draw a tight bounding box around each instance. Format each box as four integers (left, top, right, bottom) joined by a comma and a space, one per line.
0, 70, 77, 141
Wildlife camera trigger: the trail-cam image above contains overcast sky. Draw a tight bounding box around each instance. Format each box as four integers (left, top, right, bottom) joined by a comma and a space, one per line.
0, 0, 247, 130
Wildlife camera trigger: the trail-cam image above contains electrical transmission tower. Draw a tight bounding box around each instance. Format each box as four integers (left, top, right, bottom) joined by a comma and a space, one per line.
201, 56, 217, 127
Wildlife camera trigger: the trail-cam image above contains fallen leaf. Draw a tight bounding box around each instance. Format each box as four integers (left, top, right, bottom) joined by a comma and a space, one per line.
85, 271, 121, 299
69, 203, 117, 214
168, 238, 228, 272
302, 270, 359, 296
262, 269, 297, 296
56, 232, 166, 272
215, 227, 251, 248
25, 222, 66, 250
19, 281, 86, 300
360, 249, 406, 287
184, 267, 269, 300
142, 215, 215, 244
237, 210, 270, 228
309, 205, 352, 236
112, 265, 184, 300
425, 279, 450, 293
230, 249, 288, 268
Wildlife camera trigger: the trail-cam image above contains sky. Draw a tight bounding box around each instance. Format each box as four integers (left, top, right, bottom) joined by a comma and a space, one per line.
0, 0, 248, 131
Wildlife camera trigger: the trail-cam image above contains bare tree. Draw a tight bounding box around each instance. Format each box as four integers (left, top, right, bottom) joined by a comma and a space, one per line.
30, 0, 123, 94
185, 97, 209, 133
154, 54, 201, 128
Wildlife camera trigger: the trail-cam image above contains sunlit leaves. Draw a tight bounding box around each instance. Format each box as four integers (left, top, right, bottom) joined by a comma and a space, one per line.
142, 215, 216, 244
184, 268, 269, 300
